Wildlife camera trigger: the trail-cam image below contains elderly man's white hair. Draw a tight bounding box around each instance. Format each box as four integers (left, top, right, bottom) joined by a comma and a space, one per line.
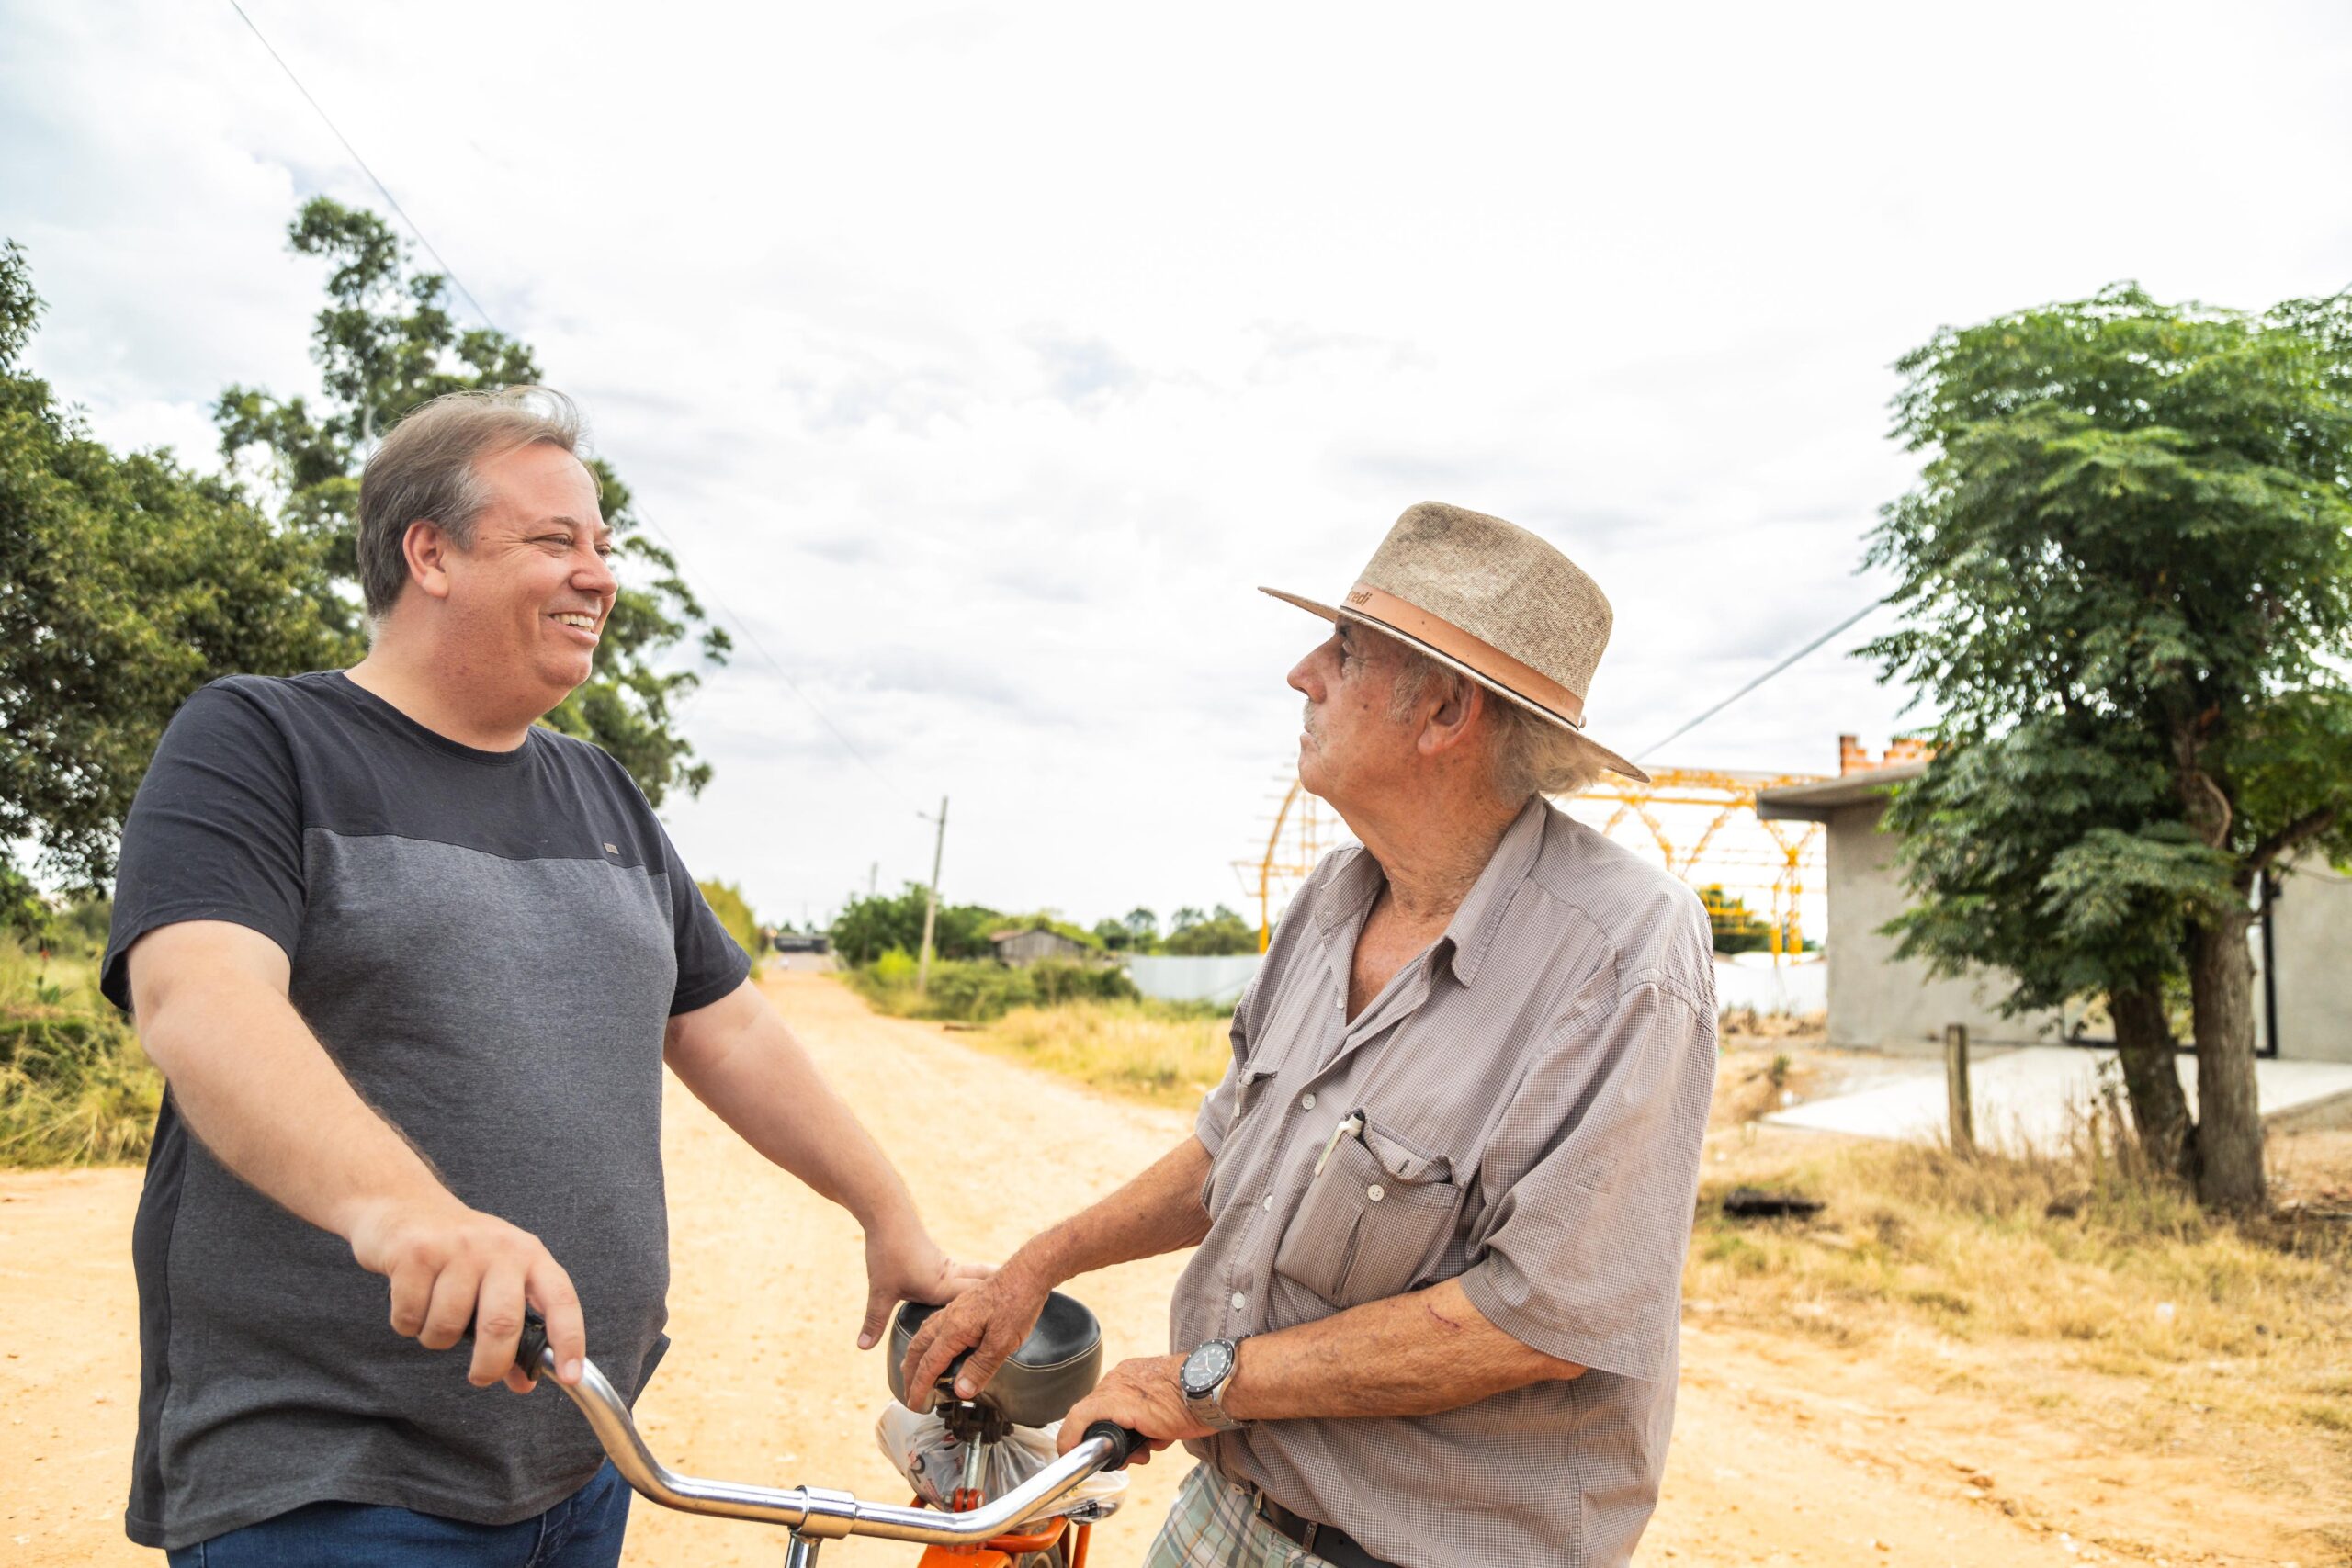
1385, 643, 1603, 801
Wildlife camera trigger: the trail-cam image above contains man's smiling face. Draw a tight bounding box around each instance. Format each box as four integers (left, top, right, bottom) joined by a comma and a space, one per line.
440, 441, 616, 716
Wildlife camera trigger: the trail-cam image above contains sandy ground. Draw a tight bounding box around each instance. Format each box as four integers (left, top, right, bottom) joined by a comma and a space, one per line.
1, 974, 2337, 1566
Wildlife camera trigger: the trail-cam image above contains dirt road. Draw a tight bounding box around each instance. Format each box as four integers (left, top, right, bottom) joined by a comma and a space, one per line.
0, 974, 2328, 1566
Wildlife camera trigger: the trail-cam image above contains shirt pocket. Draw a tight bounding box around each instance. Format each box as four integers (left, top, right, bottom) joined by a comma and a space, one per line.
1272, 1117, 1463, 1308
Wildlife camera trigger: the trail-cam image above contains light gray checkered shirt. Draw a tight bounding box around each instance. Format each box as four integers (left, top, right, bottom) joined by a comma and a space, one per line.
1174, 796, 1718, 1568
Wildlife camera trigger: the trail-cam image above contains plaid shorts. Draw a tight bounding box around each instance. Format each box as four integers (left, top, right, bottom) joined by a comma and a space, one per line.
1141, 1465, 1340, 1568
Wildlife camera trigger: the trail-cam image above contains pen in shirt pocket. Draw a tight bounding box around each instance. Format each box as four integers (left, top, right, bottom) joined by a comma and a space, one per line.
1313, 1110, 1365, 1178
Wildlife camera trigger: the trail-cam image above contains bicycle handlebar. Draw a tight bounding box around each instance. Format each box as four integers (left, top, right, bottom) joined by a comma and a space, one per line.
466, 1313, 1144, 1546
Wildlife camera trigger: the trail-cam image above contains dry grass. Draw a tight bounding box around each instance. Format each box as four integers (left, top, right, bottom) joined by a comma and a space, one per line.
1691, 1053, 2352, 1518
0, 940, 162, 1168
963, 998, 1233, 1110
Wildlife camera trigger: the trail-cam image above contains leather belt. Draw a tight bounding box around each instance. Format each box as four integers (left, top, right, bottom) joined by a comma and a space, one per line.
1251, 1488, 1400, 1568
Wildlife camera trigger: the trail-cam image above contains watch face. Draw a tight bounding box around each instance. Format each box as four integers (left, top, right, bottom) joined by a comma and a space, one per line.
1183, 1339, 1236, 1395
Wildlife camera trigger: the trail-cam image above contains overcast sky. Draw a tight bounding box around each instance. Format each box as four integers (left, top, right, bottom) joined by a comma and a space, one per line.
7, 1, 2350, 931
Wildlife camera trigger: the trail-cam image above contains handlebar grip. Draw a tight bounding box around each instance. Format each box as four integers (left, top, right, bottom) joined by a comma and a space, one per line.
458, 1308, 551, 1384
1080, 1420, 1147, 1471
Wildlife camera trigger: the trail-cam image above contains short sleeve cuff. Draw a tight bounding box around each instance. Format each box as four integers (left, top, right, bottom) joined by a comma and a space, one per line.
669, 952, 751, 1017
101, 905, 300, 1013
1458, 1253, 1671, 1384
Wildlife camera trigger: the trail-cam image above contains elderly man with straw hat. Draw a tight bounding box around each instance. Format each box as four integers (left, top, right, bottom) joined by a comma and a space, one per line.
905, 502, 1716, 1567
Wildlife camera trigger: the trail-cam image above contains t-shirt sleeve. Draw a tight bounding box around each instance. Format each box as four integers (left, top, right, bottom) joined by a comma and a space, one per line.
102, 682, 308, 1012
1455, 979, 1718, 1382
655, 826, 752, 1016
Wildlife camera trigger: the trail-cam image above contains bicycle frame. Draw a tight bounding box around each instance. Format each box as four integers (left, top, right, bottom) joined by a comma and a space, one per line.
511, 1332, 1136, 1566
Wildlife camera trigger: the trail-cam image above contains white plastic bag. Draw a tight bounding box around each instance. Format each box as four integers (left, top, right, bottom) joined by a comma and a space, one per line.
874, 1403, 1127, 1523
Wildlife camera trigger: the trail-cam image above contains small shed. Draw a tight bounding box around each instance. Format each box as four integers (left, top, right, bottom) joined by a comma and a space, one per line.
989, 928, 1092, 966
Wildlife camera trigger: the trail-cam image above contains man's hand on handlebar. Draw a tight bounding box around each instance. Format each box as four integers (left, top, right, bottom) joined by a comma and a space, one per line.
346, 1195, 586, 1393
1057, 1355, 1207, 1464
859, 1221, 994, 1352
898, 1258, 1053, 1406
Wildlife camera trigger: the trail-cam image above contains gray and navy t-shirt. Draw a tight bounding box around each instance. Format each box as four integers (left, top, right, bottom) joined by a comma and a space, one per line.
102, 671, 750, 1550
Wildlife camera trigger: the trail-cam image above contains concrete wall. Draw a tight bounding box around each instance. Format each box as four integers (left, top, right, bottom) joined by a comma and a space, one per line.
1127, 954, 1261, 1007
2268, 858, 2352, 1063
1824, 801, 2066, 1053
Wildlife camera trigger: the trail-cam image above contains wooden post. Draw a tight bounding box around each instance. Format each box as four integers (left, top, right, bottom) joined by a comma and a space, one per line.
1944, 1022, 1974, 1156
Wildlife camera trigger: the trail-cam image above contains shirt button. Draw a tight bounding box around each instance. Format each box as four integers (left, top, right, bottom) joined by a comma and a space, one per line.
1261, 1192, 1272, 1211
1231, 1292, 1248, 1312
1300, 1092, 1317, 1111
1367, 1184, 1385, 1201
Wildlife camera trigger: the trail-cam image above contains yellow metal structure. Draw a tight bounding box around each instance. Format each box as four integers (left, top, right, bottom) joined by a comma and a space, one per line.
1239, 766, 1827, 958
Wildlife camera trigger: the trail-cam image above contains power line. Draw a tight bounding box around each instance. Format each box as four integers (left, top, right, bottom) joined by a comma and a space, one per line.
1633, 600, 1883, 764
225, 2, 494, 330
223, 0, 913, 806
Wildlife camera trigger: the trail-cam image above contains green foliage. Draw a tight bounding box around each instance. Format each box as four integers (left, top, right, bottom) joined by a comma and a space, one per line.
847, 955, 1138, 1023
0, 931, 159, 1167
216, 197, 728, 807
1160, 905, 1258, 956
1698, 885, 1778, 956
0, 241, 357, 891
696, 879, 760, 959
1869, 283, 2352, 1203
829, 883, 1004, 967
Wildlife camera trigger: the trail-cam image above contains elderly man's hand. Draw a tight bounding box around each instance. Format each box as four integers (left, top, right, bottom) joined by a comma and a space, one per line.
860, 1222, 994, 1352
1056, 1355, 1209, 1462
897, 1258, 1054, 1407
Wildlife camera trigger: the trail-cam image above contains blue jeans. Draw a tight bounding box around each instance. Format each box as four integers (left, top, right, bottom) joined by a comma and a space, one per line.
166, 1462, 630, 1568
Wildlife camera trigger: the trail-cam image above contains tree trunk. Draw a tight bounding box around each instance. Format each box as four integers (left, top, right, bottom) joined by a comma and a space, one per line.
2109, 981, 2193, 1180
2187, 909, 2267, 1213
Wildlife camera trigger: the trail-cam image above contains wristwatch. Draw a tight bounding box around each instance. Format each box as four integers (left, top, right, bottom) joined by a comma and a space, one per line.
1179, 1337, 1247, 1432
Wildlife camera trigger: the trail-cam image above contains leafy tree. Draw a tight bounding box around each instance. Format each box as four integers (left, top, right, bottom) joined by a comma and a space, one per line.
0, 242, 354, 917
830, 884, 1000, 967
1123, 908, 1160, 943
1160, 907, 1258, 956
1875, 716, 2204, 1174
1870, 283, 2352, 1210
1091, 917, 1135, 952
1169, 905, 1206, 932
217, 197, 728, 805
1697, 885, 1775, 956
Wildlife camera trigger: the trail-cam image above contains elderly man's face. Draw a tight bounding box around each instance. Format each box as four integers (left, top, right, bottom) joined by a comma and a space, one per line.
439, 442, 616, 715
1287, 621, 1417, 804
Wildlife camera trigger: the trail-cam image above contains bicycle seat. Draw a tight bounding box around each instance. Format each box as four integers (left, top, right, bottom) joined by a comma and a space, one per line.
887, 1292, 1102, 1429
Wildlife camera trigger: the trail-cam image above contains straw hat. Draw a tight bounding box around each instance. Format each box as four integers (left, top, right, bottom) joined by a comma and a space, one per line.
1262, 501, 1648, 784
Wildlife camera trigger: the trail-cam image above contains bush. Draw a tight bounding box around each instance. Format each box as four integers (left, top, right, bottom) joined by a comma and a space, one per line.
846, 955, 1138, 1024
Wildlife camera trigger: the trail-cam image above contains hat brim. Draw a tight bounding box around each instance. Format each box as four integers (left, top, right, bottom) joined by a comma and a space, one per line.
1261, 586, 1651, 785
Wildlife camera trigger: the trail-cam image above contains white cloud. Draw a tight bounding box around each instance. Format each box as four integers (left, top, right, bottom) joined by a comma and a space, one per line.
7, 0, 2351, 927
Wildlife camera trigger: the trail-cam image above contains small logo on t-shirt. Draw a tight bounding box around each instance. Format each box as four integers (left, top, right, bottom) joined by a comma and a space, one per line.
603, 842, 620, 855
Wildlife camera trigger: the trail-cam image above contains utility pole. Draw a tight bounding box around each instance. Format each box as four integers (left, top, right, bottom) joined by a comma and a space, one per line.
868, 862, 878, 897
916, 797, 948, 997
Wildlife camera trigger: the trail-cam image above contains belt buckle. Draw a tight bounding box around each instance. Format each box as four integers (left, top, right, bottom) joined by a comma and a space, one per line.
1251, 1487, 1317, 1552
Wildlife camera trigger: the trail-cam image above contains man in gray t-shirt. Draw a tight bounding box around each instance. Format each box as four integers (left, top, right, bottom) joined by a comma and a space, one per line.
105, 388, 979, 1564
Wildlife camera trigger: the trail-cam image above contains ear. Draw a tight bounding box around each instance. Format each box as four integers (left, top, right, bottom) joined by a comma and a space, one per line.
402, 520, 459, 603
1417, 675, 1485, 759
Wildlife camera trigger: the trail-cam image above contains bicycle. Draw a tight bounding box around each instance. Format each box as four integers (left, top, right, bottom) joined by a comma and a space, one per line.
488, 1292, 1142, 1568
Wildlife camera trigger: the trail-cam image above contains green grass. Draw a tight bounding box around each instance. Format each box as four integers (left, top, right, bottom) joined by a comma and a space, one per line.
844, 953, 1144, 1024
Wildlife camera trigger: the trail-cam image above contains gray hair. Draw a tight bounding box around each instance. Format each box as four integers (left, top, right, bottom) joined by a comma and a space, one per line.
355, 386, 583, 617
1387, 641, 1601, 802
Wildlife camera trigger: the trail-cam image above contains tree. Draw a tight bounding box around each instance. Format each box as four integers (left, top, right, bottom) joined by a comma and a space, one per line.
1870, 283, 2352, 1209
1161, 906, 1258, 957
217, 198, 728, 806
829, 884, 1000, 967
0, 241, 355, 914
1123, 908, 1160, 943
1875, 715, 2206, 1176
